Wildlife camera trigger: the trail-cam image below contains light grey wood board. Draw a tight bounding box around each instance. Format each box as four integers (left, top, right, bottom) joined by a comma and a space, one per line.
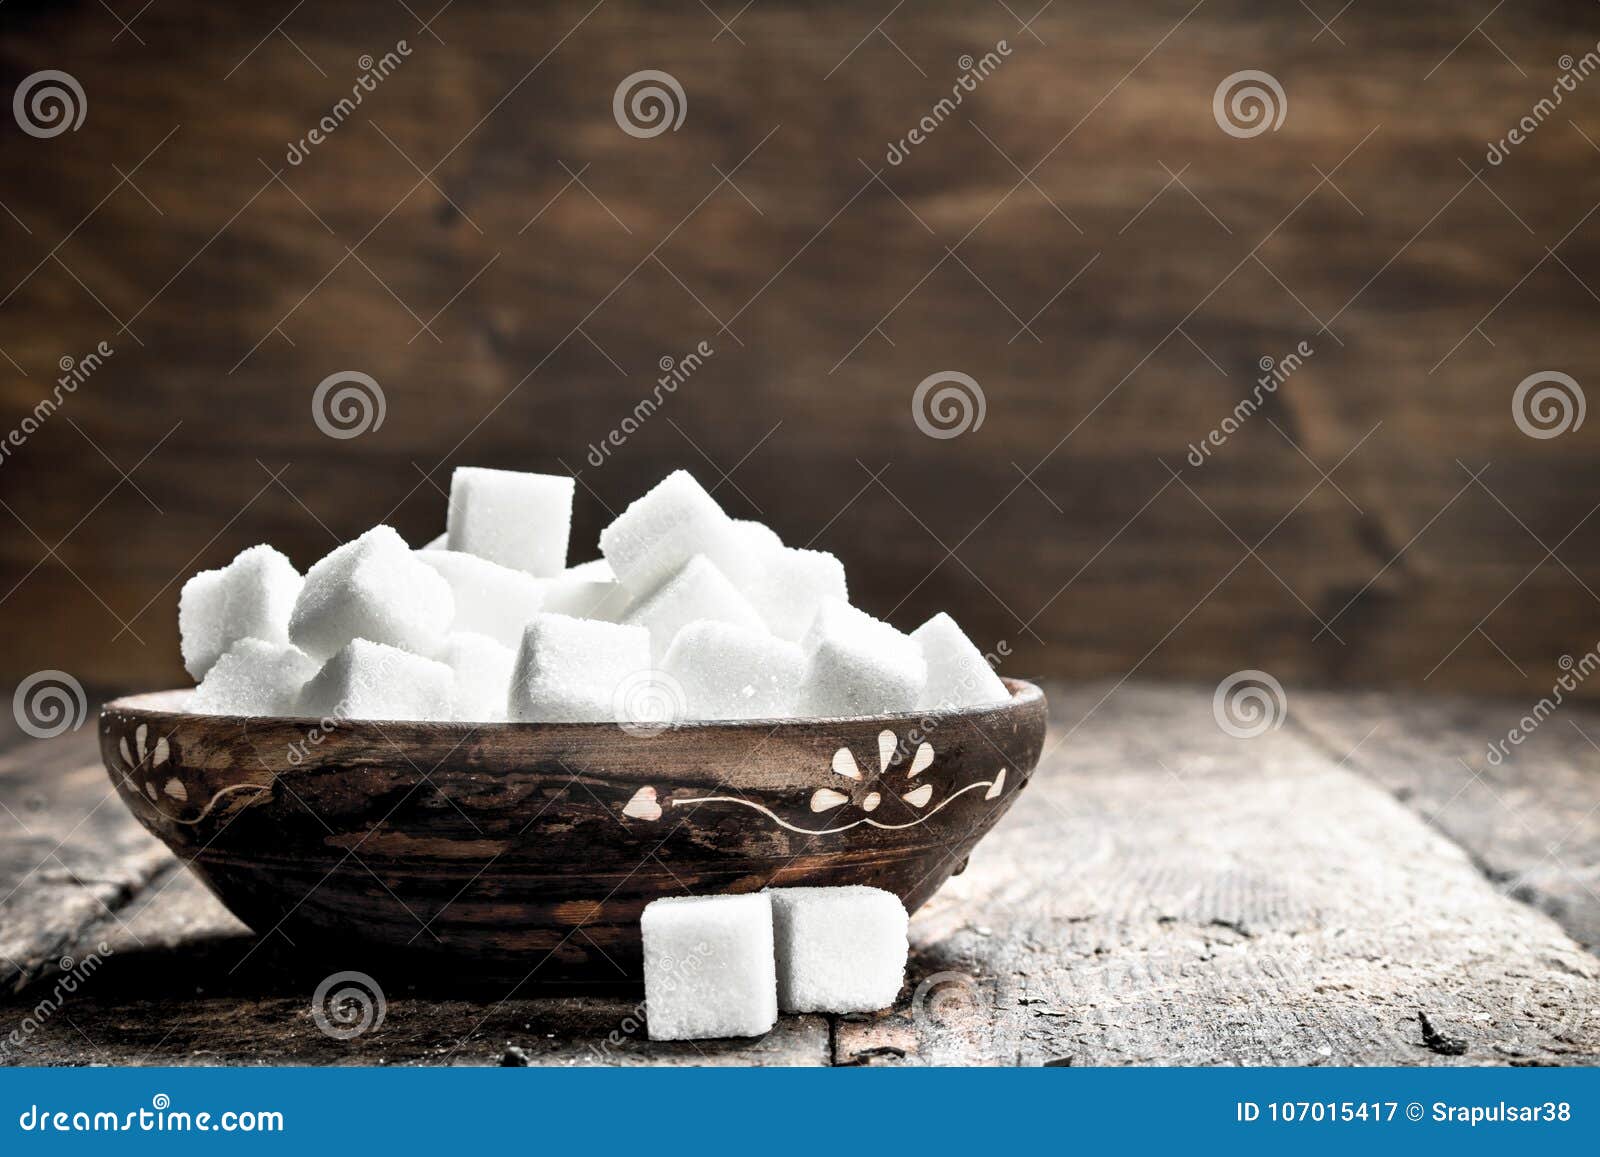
1293, 688, 1600, 955
4, 683, 1600, 1066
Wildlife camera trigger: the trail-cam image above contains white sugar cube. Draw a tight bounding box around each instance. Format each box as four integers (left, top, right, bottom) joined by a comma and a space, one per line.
565, 558, 614, 581
507, 613, 651, 722
799, 600, 925, 714
297, 638, 454, 721
746, 548, 848, 642
913, 612, 1010, 710
420, 531, 447, 550
768, 886, 908, 1013
446, 467, 574, 577
540, 559, 631, 622
417, 549, 545, 648
624, 555, 766, 661
289, 526, 455, 661
178, 544, 301, 679
599, 470, 742, 597
662, 621, 803, 720
191, 638, 317, 716
799, 600, 926, 717
731, 519, 783, 557
437, 632, 516, 722
643, 893, 778, 1041
178, 569, 227, 679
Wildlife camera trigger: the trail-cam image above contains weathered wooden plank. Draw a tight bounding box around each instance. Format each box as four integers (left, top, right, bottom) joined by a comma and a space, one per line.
6, 683, 1600, 1066
1, 2, 1599, 697
0, 728, 181, 996
834, 683, 1600, 1066
1294, 688, 1600, 955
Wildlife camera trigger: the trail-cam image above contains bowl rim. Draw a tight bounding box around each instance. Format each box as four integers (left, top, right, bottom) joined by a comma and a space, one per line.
100, 677, 1045, 734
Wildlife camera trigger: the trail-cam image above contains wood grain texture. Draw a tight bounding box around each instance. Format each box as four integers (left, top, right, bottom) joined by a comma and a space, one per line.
3, 680, 1598, 1066
1, 1, 1599, 699
834, 683, 1600, 1066
1294, 688, 1600, 956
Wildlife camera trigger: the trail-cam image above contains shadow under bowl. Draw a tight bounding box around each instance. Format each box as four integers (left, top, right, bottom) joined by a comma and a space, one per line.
99, 680, 1047, 983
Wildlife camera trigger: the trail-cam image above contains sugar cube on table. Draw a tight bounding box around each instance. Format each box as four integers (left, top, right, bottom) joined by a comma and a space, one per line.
662, 621, 803, 720
799, 599, 927, 717
768, 886, 908, 1014
446, 467, 573, 577
178, 544, 302, 679
642, 893, 778, 1041
623, 555, 766, 661
289, 526, 455, 661
745, 547, 848, 643
190, 638, 318, 716
296, 638, 454, 722
913, 612, 1011, 711
598, 470, 744, 597
507, 613, 650, 722
540, 559, 630, 622
437, 632, 515, 722
417, 549, 545, 649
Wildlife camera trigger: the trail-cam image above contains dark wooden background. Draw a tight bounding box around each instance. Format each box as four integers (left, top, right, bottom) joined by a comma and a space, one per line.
2, 0, 1599, 696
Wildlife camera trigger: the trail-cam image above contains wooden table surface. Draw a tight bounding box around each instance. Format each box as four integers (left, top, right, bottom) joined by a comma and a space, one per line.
2, 681, 1598, 1067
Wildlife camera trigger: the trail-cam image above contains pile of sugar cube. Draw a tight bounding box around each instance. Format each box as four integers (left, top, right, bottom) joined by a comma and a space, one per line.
643, 886, 908, 1040
180, 467, 1012, 723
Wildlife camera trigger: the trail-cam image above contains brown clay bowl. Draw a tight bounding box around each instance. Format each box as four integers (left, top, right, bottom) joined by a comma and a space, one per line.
99, 680, 1046, 983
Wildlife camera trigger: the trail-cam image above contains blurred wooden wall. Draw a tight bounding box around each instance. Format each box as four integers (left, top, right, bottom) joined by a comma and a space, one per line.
1, 0, 1598, 697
